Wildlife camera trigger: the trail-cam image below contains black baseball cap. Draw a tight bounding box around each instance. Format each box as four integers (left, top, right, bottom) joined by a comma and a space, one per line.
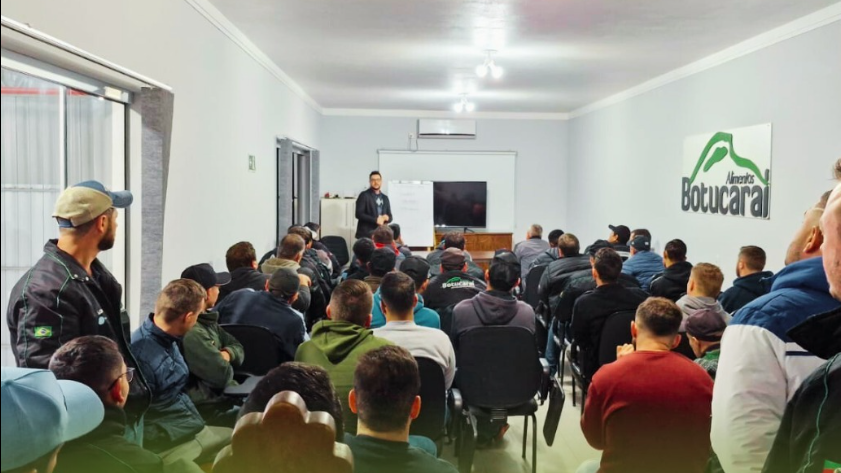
181, 263, 231, 290
587, 239, 612, 257
630, 235, 652, 251
609, 225, 631, 244
492, 249, 521, 273
269, 267, 300, 298
400, 256, 431, 286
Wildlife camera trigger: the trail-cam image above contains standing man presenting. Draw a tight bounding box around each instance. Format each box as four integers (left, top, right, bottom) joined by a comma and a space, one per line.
356, 171, 392, 239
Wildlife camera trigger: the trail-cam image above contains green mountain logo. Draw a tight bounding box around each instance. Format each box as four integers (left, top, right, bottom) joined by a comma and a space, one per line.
688, 132, 768, 186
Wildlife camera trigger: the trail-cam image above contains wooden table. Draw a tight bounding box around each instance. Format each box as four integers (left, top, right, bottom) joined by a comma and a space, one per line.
412, 250, 496, 270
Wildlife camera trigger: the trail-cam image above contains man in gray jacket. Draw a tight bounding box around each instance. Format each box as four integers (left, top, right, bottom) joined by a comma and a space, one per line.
514, 224, 550, 284
676, 263, 731, 329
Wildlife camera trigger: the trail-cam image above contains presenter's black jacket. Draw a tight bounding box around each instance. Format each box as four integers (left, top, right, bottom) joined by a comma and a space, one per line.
649, 261, 694, 302
355, 188, 392, 238
762, 307, 840, 473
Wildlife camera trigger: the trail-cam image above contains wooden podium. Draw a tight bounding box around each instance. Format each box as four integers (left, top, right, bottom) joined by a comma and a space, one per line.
433, 231, 513, 252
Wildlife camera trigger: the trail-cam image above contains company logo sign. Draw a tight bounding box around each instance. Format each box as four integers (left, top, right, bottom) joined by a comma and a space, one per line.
682, 124, 772, 219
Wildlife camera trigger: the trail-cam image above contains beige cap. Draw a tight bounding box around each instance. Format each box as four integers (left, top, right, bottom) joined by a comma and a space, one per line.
53, 180, 133, 228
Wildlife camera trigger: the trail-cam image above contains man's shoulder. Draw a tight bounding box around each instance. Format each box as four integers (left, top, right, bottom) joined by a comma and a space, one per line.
404, 447, 459, 472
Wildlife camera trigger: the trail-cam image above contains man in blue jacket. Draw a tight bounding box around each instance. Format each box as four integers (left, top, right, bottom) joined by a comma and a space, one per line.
621, 229, 664, 292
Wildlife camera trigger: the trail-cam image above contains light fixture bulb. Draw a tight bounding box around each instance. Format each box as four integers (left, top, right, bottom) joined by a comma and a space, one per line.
465, 102, 476, 113
453, 102, 465, 113
475, 64, 488, 78
491, 64, 504, 79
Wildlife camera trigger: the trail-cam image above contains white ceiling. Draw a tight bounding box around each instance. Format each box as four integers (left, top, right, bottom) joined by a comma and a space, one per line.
207, 0, 838, 114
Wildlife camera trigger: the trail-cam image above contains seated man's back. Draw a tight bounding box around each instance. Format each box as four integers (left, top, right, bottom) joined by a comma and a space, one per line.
424, 248, 486, 310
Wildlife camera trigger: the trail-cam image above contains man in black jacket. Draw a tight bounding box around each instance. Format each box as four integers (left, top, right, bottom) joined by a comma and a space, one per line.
650, 239, 693, 302
718, 245, 773, 313
219, 241, 270, 303
5, 180, 150, 431
355, 171, 392, 238
571, 248, 648, 379
424, 248, 487, 310
538, 233, 593, 310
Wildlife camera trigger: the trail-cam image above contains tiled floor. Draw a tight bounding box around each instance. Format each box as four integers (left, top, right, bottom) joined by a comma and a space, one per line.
440, 366, 600, 473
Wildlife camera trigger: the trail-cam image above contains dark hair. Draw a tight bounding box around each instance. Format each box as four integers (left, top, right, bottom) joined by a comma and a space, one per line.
664, 239, 688, 262
632, 228, 652, 240
739, 245, 767, 271
226, 241, 257, 271
372, 225, 394, 245
835, 158, 841, 180
287, 226, 313, 246
558, 233, 581, 257
488, 259, 520, 292
379, 272, 416, 317
636, 297, 682, 337
547, 229, 564, 247
443, 232, 466, 250
369, 171, 381, 179
241, 362, 344, 441
304, 222, 320, 233
353, 238, 376, 264
49, 336, 123, 396
155, 279, 206, 324
6, 449, 59, 473
368, 247, 396, 277
400, 256, 430, 289
279, 234, 306, 259
592, 248, 622, 283
329, 279, 374, 326
691, 263, 724, 297
354, 346, 419, 433
389, 223, 401, 240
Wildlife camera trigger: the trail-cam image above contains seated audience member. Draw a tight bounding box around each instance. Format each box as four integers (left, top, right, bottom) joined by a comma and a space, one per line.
529, 228, 565, 270
374, 272, 456, 389
365, 247, 396, 293
288, 225, 334, 283
423, 248, 487, 310
649, 239, 693, 302
372, 257, 440, 329
684, 309, 726, 380
538, 233, 592, 311
345, 346, 458, 473
389, 223, 413, 258
219, 242, 269, 303
620, 229, 664, 291
712, 191, 841, 473
130, 279, 232, 459
578, 298, 714, 473
372, 225, 406, 269
215, 267, 308, 361
240, 362, 345, 441
305, 222, 342, 278
514, 224, 550, 283
49, 336, 204, 473
259, 234, 313, 315
718, 245, 773, 313
180, 264, 244, 426
345, 238, 376, 281
571, 248, 648, 378
676, 263, 730, 326
607, 224, 631, 255
427, 231, 485, 279
452, 252, 535, 349
1, 367, 103, 473
763, 186, 841, 473
295, 280, 392, 434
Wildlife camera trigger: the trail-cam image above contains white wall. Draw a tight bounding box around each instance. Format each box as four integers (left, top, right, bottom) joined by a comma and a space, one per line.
567, 22, 841, 277
320, 117, 568, 244
3, 0, 322, 315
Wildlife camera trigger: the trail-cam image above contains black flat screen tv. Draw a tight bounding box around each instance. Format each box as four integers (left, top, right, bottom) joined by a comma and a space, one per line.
433, 181, 488, 228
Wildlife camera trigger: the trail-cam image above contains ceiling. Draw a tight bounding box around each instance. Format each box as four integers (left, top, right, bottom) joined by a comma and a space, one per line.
207, 0, 837, 114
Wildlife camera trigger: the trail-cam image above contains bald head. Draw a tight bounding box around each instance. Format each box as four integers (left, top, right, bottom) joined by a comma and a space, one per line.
821, 183, 841, 300
784, 192, 827, 266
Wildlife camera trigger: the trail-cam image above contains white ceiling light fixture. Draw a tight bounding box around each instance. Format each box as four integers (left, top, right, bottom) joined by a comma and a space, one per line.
475, 50, 503, 79
453, 94, 476, 113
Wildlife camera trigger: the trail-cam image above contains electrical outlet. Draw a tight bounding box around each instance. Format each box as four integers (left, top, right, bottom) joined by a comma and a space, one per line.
248, 155, 256, 172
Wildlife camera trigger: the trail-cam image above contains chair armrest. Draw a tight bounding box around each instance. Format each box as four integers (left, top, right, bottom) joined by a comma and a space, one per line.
449, 388, 463, 415
539, 358, 551, 403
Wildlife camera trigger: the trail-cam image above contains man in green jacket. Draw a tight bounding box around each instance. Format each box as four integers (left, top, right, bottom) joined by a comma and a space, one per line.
50, 335, 204, 473
181, 264, 245, 427
295, 279, 392, 434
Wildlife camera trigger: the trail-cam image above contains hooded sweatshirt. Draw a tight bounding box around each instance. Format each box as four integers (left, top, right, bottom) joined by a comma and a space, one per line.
295, 320, 393, 434
649, 261, 694, 302
451, 290, 535, 349
676, 295, 731, 330
371, 291, 440, 329
718, 270, 773, 313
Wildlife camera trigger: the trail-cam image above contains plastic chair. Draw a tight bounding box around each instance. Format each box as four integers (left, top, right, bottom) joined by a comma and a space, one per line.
221, 324, 289, 377
321, 236, 350, 268
570, 310, 636, 407
410, 357, 447, 445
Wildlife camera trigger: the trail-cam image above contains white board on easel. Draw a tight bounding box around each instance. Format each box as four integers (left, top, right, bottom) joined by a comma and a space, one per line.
388, 181, 434, 247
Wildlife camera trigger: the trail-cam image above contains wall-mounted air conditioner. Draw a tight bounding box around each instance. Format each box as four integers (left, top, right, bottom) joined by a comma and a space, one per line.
417, 119, 476, 139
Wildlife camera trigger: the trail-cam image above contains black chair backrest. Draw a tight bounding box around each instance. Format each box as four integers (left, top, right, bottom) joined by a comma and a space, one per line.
435, 303, 458, 339
321, 236, 350, 268
457, 326, 541, 409
410, 357, 447, 440
221, 324, 287, 376
672, 332, 697, 359
597, 310, 637, 367
524, 265, 547, 309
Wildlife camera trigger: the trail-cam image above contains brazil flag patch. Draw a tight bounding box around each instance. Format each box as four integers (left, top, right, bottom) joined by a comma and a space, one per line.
34, 326, 53, 339
824, 460, 841, 473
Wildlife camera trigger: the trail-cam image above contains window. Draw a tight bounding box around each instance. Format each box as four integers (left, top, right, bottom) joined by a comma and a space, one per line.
0, 67, 127, 366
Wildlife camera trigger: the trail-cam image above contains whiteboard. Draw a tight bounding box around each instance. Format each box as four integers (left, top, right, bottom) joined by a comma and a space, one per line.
388, 181, 434, 247
378, 151, 516, 232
